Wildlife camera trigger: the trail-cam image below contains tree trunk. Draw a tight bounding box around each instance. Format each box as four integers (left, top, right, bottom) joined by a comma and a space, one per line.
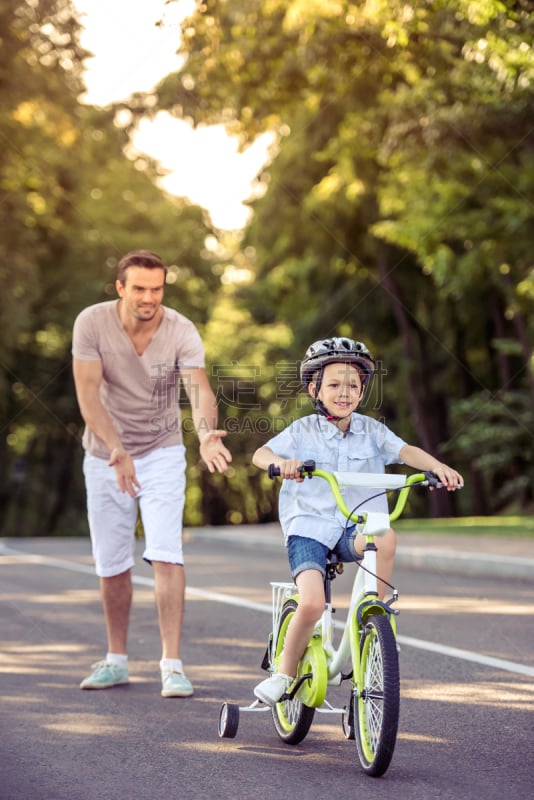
45, 434, 78, 534
494, 271, 534, 399
376, 253, 456, 517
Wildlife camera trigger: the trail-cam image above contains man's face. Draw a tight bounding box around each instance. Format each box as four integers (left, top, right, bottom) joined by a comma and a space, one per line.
309, 362, 364, 417
116, 266, 165, 322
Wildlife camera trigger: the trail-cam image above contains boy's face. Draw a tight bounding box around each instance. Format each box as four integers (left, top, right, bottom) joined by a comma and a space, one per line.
309, 362, 364, 418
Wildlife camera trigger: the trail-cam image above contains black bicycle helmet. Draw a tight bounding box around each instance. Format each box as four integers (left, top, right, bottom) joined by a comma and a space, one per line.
300, 337, 376, 390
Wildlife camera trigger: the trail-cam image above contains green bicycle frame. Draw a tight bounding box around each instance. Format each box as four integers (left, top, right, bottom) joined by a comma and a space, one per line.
310, 468, 428, 524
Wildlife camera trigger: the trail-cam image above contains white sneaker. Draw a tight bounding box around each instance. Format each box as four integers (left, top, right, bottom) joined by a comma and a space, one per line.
254, 673, 293, 706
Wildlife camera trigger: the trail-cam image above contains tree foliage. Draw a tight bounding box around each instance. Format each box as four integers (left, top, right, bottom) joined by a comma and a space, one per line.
1, 0, 533, 536
0, 0, 223, 535
152, 0, 534, 517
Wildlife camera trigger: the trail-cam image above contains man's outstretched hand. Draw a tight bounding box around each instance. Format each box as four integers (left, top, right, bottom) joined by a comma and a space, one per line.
199, 430, 232, 474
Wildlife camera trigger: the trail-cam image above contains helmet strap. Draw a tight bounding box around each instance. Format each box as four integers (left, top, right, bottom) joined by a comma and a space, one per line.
312, 367, 345, 422
314, 398, 343, 421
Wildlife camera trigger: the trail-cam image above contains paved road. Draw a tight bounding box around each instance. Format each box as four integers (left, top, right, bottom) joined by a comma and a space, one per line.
1, 532, 533, 800
187, 521, 534, 580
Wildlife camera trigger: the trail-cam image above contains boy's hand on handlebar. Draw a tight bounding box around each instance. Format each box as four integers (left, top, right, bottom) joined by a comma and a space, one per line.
273, 459, 306, 483
431, 463, 464, 492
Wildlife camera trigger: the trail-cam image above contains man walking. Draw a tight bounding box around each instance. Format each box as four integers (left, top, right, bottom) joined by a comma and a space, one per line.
72, 250, 231, 697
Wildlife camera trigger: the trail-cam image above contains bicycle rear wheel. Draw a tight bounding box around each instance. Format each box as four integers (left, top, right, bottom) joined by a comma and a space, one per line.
354, 614, 399, 777
271, 599, 315, 744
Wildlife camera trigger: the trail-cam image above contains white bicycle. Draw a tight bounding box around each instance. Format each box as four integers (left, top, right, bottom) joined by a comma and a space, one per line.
218, 460, 446, 777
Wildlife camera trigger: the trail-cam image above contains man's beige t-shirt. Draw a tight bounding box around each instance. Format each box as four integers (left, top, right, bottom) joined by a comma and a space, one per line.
72, 300, 205, 459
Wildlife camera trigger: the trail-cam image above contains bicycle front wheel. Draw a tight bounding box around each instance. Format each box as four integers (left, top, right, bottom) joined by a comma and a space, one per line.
354, 614, 399, 777
271, 599, 315, 745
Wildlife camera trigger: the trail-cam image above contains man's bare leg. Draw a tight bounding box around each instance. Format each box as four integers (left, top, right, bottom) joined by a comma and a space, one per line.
152, 561, 185, 660
80, 571, 132, 688
100, 570, 132, 654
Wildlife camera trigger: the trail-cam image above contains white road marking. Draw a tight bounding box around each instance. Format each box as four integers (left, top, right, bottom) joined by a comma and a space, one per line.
2, 543, 533, 677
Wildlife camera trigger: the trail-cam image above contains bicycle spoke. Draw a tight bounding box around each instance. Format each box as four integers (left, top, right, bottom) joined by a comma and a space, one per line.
355, 615, 400, 776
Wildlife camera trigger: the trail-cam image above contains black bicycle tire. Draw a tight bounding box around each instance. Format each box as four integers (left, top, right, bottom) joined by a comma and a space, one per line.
218, 702, 239, 739
354, 614, 399, 776
271, 599, 315, 744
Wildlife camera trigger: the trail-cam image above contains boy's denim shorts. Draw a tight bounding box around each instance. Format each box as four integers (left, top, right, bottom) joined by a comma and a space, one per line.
287, 528, 362, 579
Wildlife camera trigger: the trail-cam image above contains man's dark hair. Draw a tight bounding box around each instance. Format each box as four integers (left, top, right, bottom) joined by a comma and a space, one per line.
116, 250, 167, 285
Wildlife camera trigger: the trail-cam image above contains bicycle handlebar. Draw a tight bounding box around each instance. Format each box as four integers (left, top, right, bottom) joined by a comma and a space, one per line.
268, 460, 317, 480
267, 459, 444, 523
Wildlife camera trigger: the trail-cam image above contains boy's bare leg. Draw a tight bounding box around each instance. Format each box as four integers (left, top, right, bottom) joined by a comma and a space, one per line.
279, 569, 325, 677
376, 527, 397, 599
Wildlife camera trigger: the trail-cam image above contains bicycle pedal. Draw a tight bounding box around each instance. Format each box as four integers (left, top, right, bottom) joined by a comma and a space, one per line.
288, 673, 313, 697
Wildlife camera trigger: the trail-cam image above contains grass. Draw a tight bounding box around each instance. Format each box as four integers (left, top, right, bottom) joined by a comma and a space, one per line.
395, 516, 534, 538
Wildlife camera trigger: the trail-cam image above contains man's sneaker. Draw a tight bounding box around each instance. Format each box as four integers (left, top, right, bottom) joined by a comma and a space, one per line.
254, 673, 293, 706
80, 660, 129, 690
161, 669, 194, 698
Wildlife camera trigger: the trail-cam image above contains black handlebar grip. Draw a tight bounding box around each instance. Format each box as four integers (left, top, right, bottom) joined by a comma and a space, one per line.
424, 470, 443, 488
268, 460, 316, 480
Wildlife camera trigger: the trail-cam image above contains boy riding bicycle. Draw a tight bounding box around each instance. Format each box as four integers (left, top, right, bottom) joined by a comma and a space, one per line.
253, 337, 464, 706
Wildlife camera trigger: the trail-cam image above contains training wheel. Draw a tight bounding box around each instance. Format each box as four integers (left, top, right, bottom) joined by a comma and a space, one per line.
218, 703, 240, 739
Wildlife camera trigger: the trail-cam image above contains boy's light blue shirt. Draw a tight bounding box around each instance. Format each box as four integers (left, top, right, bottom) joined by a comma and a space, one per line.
265, 413, 406, 548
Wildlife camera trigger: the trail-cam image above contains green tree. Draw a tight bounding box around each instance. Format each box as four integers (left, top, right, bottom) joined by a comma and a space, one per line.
0, 0, 225, 534
150, 0, 534, 516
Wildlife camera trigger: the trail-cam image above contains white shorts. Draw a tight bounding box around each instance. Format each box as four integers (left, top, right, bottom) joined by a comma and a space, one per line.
83, 445, 186, 577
